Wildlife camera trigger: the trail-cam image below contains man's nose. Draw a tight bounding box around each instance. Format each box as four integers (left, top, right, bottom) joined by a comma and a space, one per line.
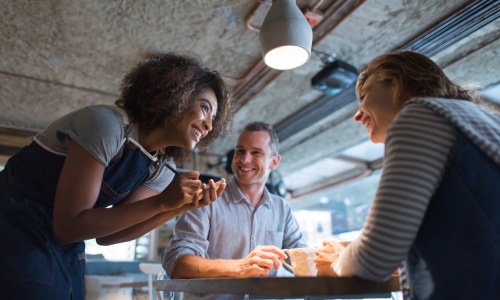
240, 152, 252, 163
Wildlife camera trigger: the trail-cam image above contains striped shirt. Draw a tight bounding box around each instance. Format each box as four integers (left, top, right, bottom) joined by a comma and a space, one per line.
333, 97, 500, 280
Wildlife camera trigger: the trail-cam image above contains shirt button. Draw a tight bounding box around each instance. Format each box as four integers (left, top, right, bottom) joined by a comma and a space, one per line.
251, 236, 255, 240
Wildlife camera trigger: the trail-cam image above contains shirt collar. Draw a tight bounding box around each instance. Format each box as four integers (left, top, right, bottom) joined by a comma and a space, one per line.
226, 177, 272, 207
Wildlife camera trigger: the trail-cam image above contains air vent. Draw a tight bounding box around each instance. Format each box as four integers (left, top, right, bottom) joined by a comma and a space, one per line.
400, 0, 500, 57
275, 84, 356, 142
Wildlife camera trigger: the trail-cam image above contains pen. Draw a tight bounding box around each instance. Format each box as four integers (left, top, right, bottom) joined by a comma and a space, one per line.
165, 163, 181, 175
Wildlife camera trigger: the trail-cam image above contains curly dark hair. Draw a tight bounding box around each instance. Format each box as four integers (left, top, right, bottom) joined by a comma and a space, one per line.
115, 52, 234, 163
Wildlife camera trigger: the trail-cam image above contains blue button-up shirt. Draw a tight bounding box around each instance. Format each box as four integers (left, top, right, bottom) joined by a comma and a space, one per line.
161, 177, 307, 300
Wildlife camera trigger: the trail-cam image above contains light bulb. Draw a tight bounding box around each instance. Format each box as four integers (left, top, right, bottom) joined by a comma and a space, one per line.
264, 45, 310, 70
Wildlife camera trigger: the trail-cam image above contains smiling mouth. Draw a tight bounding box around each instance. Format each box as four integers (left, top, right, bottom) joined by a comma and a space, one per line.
362, 117, 371, 128
193, 127, 202, 140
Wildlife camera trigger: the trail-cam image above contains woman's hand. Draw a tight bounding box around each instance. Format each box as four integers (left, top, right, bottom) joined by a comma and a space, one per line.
187, 178, 226, 209
157, 171, 202, 210
314, 240, 346, 276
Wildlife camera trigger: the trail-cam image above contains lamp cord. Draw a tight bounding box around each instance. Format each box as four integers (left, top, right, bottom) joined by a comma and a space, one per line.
312, 48, 337, 65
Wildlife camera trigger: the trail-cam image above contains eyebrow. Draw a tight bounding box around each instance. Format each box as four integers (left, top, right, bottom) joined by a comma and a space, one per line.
201, 98, 217, 119
360, 82, 372, 98
358, 86, 366, 102
235, 146, 264, 153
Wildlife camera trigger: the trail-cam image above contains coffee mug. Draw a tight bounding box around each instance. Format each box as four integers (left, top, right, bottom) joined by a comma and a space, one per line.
281, 248, 318, 276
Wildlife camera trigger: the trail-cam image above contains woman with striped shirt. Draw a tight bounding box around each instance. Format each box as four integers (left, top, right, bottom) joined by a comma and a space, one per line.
314, 51, 500, 299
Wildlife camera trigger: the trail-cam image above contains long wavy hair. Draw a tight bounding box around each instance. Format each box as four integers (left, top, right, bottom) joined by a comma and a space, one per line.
115, 52, 234, 163
356, 50, 478, 107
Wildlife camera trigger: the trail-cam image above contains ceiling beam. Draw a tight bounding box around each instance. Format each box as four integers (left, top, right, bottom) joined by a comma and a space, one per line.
0, 127, 37, 156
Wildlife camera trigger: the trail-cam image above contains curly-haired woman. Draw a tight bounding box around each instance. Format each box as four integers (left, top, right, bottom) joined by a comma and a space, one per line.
314, 51, 500, 299
0, 52, 234, 299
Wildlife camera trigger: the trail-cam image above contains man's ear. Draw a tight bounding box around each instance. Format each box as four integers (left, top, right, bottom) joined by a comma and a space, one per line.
269, 154, 281, 171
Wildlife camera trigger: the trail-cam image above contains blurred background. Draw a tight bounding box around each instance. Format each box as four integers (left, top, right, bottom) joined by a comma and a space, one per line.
1, 0, 499, 261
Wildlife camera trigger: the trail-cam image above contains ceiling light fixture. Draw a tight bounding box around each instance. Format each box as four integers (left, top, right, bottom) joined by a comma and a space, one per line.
310, 50, 358, 95
259, 0, 313, 70
311, 59, 358, 95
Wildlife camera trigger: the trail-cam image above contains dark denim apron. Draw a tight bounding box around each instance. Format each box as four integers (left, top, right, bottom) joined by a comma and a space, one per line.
0, 138, 154, 300
405, 130, 500, 299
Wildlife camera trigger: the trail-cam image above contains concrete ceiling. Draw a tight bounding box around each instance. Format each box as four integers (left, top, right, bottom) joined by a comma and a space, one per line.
1, 0, 499, 197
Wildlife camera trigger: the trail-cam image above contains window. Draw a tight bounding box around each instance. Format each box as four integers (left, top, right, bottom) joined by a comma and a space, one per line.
290, 169, 382, 246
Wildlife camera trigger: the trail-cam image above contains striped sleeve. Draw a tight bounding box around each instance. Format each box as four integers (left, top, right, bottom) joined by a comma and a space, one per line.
333, 103, 455, 280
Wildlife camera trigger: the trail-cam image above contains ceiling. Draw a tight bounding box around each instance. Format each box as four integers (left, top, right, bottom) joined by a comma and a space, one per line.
1, 0, 499, 199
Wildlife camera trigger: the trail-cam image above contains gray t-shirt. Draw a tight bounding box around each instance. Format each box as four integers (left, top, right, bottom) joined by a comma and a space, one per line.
34, 105, 173, 192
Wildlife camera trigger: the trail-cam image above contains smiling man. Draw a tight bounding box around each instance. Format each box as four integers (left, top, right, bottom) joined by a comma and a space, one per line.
161, 121, 307, 300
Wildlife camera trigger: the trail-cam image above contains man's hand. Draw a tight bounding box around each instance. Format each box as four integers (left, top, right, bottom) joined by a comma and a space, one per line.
234, 245, 287, 278
314, 240, 346, 276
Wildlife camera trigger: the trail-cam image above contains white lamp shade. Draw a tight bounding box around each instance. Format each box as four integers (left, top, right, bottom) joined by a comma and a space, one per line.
259, 0, 313, 70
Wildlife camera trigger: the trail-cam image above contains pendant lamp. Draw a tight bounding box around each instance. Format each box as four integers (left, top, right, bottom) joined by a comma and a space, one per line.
259, 0, 313, 70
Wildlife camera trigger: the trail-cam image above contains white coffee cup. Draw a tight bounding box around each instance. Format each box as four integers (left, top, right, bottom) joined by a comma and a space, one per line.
281, 248, 318, 276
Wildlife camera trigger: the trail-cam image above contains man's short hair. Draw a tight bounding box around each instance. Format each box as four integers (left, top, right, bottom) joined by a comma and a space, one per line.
243, 121, 279, 155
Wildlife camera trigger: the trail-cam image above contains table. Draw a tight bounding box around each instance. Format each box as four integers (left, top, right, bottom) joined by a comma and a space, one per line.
155, 276, 401, 299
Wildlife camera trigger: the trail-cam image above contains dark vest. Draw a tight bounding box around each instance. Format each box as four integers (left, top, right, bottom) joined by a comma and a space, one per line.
406, 130, 500, 299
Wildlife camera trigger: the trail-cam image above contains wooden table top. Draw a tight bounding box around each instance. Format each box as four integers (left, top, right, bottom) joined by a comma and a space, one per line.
155, 276, 401, 299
